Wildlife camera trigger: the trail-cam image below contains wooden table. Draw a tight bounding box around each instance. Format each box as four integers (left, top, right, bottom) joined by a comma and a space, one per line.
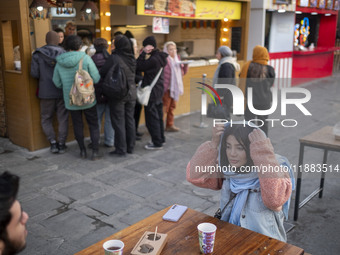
75, 207, 304, 255
294, 126, 340, 221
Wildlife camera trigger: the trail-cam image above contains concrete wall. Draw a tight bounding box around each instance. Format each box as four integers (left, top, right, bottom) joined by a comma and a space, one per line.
247, 0, 265, 60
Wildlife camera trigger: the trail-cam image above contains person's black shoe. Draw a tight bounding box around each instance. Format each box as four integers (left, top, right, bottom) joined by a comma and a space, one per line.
104, 143, 113, 148
50, 142, 59, 154
91, 150, 101, 161
87, 143, 93, 149
136, 131, 144, 137
80, 149, 87, 159
58, 143, 67, 154
109, 150, 126, 157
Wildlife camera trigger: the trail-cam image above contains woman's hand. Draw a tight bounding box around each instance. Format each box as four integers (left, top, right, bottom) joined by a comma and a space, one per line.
211, 124, 225, 149
248, 129, 267, 143
144, 45, 154, 54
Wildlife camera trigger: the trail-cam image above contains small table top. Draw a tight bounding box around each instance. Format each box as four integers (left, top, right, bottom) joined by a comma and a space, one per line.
75, 207, 304, 255
299, 126, 340, 150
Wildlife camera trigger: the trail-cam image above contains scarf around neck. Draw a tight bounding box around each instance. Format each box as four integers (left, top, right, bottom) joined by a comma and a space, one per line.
167, 54, 184, 101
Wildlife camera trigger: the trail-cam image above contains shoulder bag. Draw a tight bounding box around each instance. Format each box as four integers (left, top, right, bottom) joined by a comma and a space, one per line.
137, 68, 163, 106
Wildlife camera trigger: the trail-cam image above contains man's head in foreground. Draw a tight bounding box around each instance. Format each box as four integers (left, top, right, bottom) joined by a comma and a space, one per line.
0, 172, 28, 255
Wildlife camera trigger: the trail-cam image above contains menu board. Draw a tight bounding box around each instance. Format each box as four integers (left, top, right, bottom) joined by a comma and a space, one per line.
144, 0, 196, 18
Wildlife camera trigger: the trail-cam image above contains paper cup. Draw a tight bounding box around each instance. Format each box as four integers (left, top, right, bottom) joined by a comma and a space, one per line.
103, 240, 124, 255
197, 223, 217, 254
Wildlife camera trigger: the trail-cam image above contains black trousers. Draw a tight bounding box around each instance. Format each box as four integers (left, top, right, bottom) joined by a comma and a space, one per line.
134, 100, 143, 131
244, 107, 269, 136
70, 105, 100, 151
144, 101, 165, 147
109, 99, 136, 153
40, 98, 69, 143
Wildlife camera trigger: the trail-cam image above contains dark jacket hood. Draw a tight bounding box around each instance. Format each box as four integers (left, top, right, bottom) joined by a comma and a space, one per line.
56, 51, 86, 68
33, 45, 65, 67
152, 49, 168, 67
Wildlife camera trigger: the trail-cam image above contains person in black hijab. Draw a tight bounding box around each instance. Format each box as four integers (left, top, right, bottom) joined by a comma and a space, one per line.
100, 35, 136, 156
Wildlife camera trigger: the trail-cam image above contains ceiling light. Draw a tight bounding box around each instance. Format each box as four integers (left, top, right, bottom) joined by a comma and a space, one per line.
105, 12, 111, 16
278, 9, 286, 13
295, 11, 302, 14
311, 12, 318, 15
223, 18, 228, 22
223, 28, 228, 32
325, 13, 331, 16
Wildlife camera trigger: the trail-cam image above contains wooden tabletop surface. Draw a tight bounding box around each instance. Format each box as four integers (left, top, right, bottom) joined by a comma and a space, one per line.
75, 207, 304, 255
299, 126, 340, 150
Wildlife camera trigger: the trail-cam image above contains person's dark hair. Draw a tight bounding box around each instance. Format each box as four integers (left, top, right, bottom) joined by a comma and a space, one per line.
220, 125, 256, 169
0, 172, 19, 241
248, 62, 268, 79
113, 31, 123, 37
54, 28, 64, 34
64, 35, 82, 51
93, 37, 108, 52
124, 30, 134, 39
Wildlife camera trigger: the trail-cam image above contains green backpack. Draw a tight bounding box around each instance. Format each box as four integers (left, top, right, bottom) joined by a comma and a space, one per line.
69, 57, 95, 106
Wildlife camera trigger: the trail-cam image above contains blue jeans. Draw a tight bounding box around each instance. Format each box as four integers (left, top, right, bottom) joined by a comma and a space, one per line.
97, 103, 114, 146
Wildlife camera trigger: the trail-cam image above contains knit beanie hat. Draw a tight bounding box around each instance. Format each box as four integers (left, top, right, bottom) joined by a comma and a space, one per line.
218, 46, 232, 58
46, 31, 60, 46
143, 36, 157, 48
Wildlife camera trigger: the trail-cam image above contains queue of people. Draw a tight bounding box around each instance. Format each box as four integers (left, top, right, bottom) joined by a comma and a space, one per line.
30, 25, 276, 160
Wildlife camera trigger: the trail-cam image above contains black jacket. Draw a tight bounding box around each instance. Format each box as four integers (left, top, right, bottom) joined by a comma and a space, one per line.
92, 50, 110, 103
31, 45, 65, 99
136, 49, 168, 103
246, 62, 275, 109
100, 37, 136, 101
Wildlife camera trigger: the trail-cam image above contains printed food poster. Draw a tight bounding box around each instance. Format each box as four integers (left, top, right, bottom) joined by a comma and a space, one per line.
144, 0, 196, 17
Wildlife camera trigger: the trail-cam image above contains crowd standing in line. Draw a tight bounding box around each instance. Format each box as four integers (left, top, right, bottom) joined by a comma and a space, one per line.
100, 35, 137, 157
136, 36, 168, 150
162, 41, 188, 132
53, 35, 101, 161
30, 31, 68, 154
91, 38, 115, 148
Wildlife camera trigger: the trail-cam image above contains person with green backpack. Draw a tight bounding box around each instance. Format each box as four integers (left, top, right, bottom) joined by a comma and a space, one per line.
53, 35, 101, 160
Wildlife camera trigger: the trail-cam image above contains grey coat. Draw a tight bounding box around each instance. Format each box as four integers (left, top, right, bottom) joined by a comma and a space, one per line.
31, 45, 65, 99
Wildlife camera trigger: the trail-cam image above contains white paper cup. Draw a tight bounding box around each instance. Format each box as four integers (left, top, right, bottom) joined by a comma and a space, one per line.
197, 223, 217, 254
103, 240, 124, 255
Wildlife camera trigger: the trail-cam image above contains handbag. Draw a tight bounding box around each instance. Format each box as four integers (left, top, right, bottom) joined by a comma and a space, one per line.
137, 68, 163, 106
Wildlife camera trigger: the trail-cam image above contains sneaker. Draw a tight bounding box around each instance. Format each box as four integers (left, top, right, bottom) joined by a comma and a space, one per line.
144, 143, 163, 150
50, 142, 59, 154
91, 150, 101, 161
148, 141, 166, 146
165, 126, 180, 132
58, 143, 67, 154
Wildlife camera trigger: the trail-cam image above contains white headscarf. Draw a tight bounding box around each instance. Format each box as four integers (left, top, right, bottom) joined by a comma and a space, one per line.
163, 41, 184, 101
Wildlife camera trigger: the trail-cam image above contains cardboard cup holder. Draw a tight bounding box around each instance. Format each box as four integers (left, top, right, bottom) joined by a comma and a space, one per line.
131, 231, 168, 255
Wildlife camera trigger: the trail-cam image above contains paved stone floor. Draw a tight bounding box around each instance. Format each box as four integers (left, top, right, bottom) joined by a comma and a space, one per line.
1, 75, 340, 254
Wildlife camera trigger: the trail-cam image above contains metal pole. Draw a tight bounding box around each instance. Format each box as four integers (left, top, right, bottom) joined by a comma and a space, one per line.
194, 74, 208, 128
